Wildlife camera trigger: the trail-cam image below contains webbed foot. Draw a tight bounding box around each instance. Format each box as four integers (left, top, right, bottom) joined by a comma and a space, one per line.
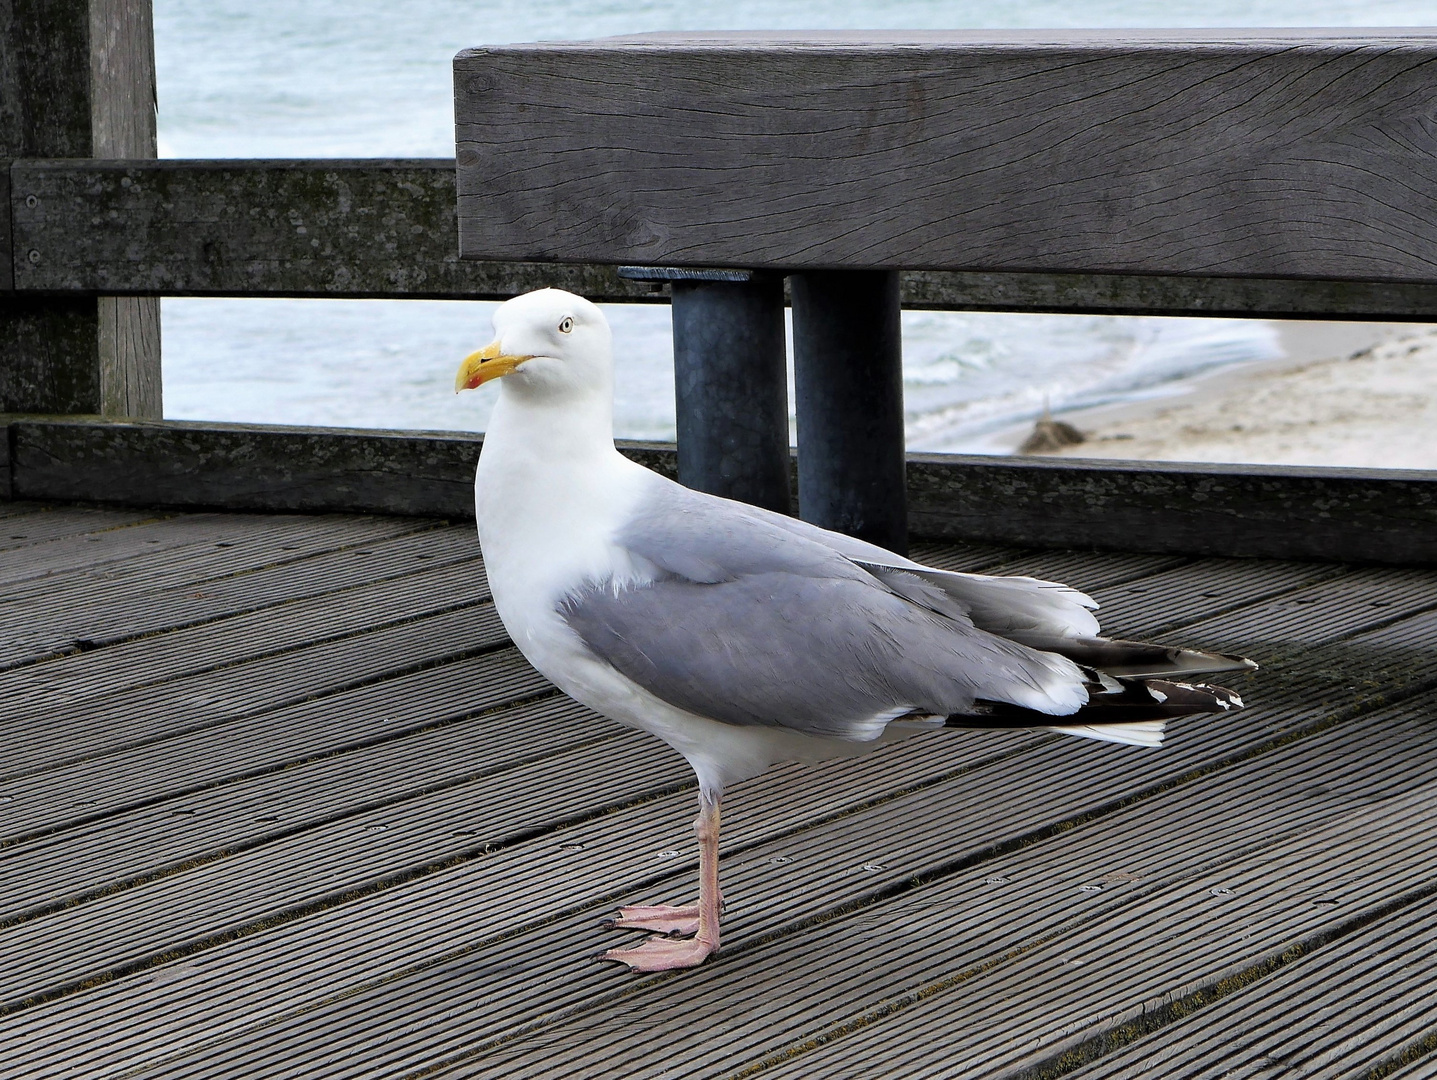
601, 903, 700, 937
600, 935, 718, 972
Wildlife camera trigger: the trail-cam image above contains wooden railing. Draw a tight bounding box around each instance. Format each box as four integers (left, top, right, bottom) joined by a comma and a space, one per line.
2, 13, 1435, 562
19, 158, 1437, 316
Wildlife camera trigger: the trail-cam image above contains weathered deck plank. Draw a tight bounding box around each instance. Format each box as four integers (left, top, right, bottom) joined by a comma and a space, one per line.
0, 504, 160, 549
140, 594, 1431, 1074
1083, 558, 1351, 639
0, 510, 416, 588
1, 507, 1433, 1079
0, 606, 514, 780
0, 552, 487, 716
0, 696, 615, 920
394, 699, 1436, 1080
1067, 891, 1437, 1079
0, 519, 461, 669
745, 773, 1437, 1080
0, 654, 553, 845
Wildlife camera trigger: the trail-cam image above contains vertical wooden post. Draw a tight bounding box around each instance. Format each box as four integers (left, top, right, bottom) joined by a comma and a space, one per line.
670, 274, 790, 513
0, 0, 161, 418
790, 270, 908, 554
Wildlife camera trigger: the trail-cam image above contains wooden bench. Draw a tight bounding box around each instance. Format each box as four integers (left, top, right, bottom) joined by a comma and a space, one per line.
455, 29, 1437, 554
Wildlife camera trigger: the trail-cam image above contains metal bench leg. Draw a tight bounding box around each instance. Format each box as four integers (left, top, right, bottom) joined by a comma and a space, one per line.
670, 276, 792, 514
790, 269, 908, 555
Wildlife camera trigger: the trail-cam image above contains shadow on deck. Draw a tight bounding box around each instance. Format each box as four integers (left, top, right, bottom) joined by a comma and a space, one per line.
2, 501, 1435, 1079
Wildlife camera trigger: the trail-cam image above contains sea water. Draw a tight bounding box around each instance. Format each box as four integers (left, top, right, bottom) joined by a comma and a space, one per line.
155, 0, 1436, 451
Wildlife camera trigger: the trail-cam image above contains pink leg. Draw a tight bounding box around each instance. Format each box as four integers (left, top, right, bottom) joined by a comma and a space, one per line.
602, 793, 723, 972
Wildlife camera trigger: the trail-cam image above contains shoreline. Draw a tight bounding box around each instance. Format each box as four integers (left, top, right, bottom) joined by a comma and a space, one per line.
1007, 320, 1437, 470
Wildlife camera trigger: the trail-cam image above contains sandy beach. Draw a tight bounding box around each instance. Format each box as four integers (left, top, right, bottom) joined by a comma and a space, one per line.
1016, 320, 1437, 470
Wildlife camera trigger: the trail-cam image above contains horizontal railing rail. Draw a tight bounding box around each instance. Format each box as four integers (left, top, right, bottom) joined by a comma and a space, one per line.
5, 416, 1434, 566
8, 158, 1437, 319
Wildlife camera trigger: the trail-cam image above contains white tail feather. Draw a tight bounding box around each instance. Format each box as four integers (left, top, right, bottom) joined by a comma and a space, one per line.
1044, 721, 1166, 748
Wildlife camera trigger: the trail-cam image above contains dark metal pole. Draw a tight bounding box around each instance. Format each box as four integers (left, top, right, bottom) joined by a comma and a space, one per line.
790, 269, 908, 554
621, 267, 792, 514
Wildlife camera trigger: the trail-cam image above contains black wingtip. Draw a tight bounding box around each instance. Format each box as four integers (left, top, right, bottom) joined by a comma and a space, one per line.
947, 677, 1246, 729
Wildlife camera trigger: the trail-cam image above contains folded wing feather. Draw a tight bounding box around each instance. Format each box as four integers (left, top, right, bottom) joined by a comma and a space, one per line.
559, 482, 1252, 748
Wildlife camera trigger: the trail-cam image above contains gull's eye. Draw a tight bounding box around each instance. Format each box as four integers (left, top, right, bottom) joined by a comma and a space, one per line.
558, 316, 574, 334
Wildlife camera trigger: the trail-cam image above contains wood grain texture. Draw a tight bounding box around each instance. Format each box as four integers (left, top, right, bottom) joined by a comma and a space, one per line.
16, 160, 1437, 316
0, 548, 484, 728
0, 695, 609, 921
0, 0, 158, 416
0, 1, 93, 158
455, 30, 1437, 280
75, 617, 1435, 1079
900, 269, 1437, 321
0, 515, 429, 669
0, 297, 101, 412
0, 420, 10, 500
88, 0, 162, 419
7, 418, 486, 517
453, 717, 1437, 1080
906, 452, 1437, 565
0, 0, 103, 412
87, 0, 155, 161
8, 159, 662, 301
97, 294, 161, 416
0, 528, 461, 675
1, 513, 1434, 1077
391, 596, 1437, 1079
0, 510, 393, 590
0, 162, 12, 293
1066, 892, 1437, 1079
0, 655, 538, 849
0, 504, 156, 550
2, 417, 677, 518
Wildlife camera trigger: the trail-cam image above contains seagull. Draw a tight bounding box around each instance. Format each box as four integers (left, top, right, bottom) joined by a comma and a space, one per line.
455, 288, 1255, 974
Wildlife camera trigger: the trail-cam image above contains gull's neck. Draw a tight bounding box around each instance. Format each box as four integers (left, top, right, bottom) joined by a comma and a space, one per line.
484, 382, 618, 467
475, 381, 652, 604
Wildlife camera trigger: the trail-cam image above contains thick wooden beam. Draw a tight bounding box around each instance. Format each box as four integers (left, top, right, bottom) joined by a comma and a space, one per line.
455, 30, 1437, 282
0, 0, 159, 418
4, 418, 1432, 565
899, 271, 1437, 322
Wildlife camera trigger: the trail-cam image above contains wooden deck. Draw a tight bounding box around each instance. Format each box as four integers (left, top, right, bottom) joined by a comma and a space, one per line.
2, 501, 1436, 1079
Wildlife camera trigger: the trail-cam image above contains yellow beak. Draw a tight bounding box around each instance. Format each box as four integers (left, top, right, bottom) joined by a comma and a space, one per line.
455, 341, 530, 392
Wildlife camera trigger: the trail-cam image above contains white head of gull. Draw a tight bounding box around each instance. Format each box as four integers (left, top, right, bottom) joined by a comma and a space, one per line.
456, 287, 1255, 972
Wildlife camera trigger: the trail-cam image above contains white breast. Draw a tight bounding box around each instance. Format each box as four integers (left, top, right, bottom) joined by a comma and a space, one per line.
472, 389, 904, 794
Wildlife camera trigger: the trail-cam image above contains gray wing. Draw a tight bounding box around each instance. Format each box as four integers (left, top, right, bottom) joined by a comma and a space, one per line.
559, 484, 1086, 740
730, 503, 1102, 644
